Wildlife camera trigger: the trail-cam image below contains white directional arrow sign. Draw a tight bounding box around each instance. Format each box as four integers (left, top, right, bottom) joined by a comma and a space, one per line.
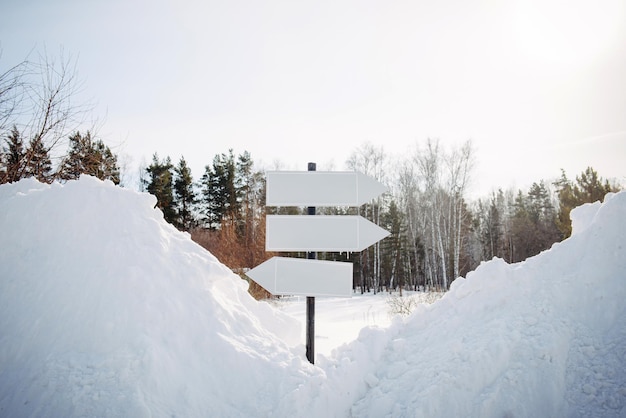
266, 215, 391, 252
247, 257, 353, 297
266, 171, 388, 206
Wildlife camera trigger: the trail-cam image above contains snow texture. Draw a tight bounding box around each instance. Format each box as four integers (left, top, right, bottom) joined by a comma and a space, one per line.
1, 176, 625, 417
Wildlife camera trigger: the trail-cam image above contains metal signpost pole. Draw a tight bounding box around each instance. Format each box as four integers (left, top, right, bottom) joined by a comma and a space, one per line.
306, 162, 316, 364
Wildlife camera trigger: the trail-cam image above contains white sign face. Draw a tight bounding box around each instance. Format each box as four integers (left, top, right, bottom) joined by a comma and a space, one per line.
247, 257, 353, 297
266, 171, 388, 207
266, 215, 391, 252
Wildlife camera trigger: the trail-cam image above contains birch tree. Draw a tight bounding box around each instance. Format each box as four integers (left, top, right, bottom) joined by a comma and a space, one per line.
413, 139, 447, 289
395, 160, 425, 291
346, 142, 387, 293
408, 138, 474, 289
444, 140, 474, 279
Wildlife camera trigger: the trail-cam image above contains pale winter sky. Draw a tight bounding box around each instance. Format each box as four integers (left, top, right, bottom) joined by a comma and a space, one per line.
2, 0, 625, 197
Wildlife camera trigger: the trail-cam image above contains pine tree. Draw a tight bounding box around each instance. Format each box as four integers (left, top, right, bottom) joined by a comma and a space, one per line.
573, 167, 613, 203
235, 151, 261, 234
60, 131, 86, 179
91, 139, 120, 184
527, 181, 560, 251
144, 154, 176, 224
478, 192, 504, 260
554, 167, 617, 239
24, 137, 52, 183
509, 181, 561, 262
554, 170, 576, 238
235, 151, 266, 267
173, 156, 196, 231
1, 125, 25, 183
199, 150, 239, 229
381, 199, 408, 293
510, 190, 533, 262
59, 131, 120, 184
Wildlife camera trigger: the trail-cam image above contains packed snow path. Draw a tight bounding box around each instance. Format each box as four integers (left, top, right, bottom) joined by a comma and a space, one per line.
1, 176, 624, 417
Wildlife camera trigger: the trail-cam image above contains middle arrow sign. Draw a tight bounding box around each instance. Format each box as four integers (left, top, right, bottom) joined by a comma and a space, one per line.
266, 215, 390, 252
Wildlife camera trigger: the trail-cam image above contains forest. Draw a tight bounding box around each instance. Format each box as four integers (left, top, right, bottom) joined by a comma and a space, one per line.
137, 145, 620, 299
1, 50, 621, 299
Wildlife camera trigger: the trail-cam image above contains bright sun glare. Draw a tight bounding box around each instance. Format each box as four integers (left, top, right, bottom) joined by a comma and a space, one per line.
513, 0, 624, 70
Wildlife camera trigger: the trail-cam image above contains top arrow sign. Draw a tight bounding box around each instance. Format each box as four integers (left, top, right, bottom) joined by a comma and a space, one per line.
266, 171, 388, 207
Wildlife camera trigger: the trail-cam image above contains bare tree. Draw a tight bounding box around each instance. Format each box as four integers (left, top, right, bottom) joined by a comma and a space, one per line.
408, 138, 474, 290
0, 57, 29, 132
347, 141, 387, 293
445, 140, 474, 279
28, 49, 92, 178
413, 139, 447, 289
1, 47, 93, 183
393, 160, 423, 291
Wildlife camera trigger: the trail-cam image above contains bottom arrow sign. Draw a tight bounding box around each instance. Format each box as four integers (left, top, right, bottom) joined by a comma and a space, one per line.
247, 257, 353, 297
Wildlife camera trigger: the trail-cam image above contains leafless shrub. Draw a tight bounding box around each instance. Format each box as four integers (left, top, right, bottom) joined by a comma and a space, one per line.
386, 292, 444, 317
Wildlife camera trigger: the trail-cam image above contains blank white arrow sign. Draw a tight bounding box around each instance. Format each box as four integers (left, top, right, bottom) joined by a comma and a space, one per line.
266, 215, 390, 252
247, 257, 353, 297
266, 171, 388, 207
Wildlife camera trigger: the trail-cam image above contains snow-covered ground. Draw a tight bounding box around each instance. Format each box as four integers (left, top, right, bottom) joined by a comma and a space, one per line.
276, 292, 442, 358
1, 175, 625, 417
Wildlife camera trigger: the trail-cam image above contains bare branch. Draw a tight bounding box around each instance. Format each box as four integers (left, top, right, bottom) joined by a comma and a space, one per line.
0, 54, 32, 131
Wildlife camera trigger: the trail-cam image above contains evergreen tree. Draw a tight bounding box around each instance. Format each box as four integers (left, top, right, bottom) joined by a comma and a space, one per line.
510, 190, 533, 262
173, 156, 196, 231
527, 181, 550, 224
92, 140, 120, 184
554, 167, 617, 238
381, 199, 408, 293
24, 137, 52, 183
235, 151, 254, 217
527, 181, 560, 251
554, 170, 577, 238
573, 167, 614, 204
235, 150, 266, 266
60, 131, 88, 180
510, 182, 561, 262
478, 192, 504, 260
59, 131, 120, 184
199, 150, 239, 229
1, 125, 25, 183
144, 154, 176, 224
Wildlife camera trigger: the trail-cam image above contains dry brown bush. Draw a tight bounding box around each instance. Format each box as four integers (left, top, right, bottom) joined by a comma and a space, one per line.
191, 218, 274, 300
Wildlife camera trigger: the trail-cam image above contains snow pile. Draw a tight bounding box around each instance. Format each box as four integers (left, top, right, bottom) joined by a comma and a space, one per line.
321, 193, 626, 417
1, 176, 625, 418
0, 176, 310, 417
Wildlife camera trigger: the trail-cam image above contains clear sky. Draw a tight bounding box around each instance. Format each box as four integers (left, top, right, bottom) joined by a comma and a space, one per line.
2, 0, 625, 197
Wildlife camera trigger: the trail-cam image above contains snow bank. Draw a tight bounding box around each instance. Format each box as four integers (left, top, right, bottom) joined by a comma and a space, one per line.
0, 176, 311, 417
1, 176, 625, 418
329, 192, 626, 418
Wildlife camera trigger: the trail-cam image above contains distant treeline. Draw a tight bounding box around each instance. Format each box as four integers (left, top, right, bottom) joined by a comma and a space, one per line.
140, 141, 621, 298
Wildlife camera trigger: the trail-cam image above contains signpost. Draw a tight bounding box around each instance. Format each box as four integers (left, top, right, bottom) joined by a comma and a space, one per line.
247, 163, 389, 364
